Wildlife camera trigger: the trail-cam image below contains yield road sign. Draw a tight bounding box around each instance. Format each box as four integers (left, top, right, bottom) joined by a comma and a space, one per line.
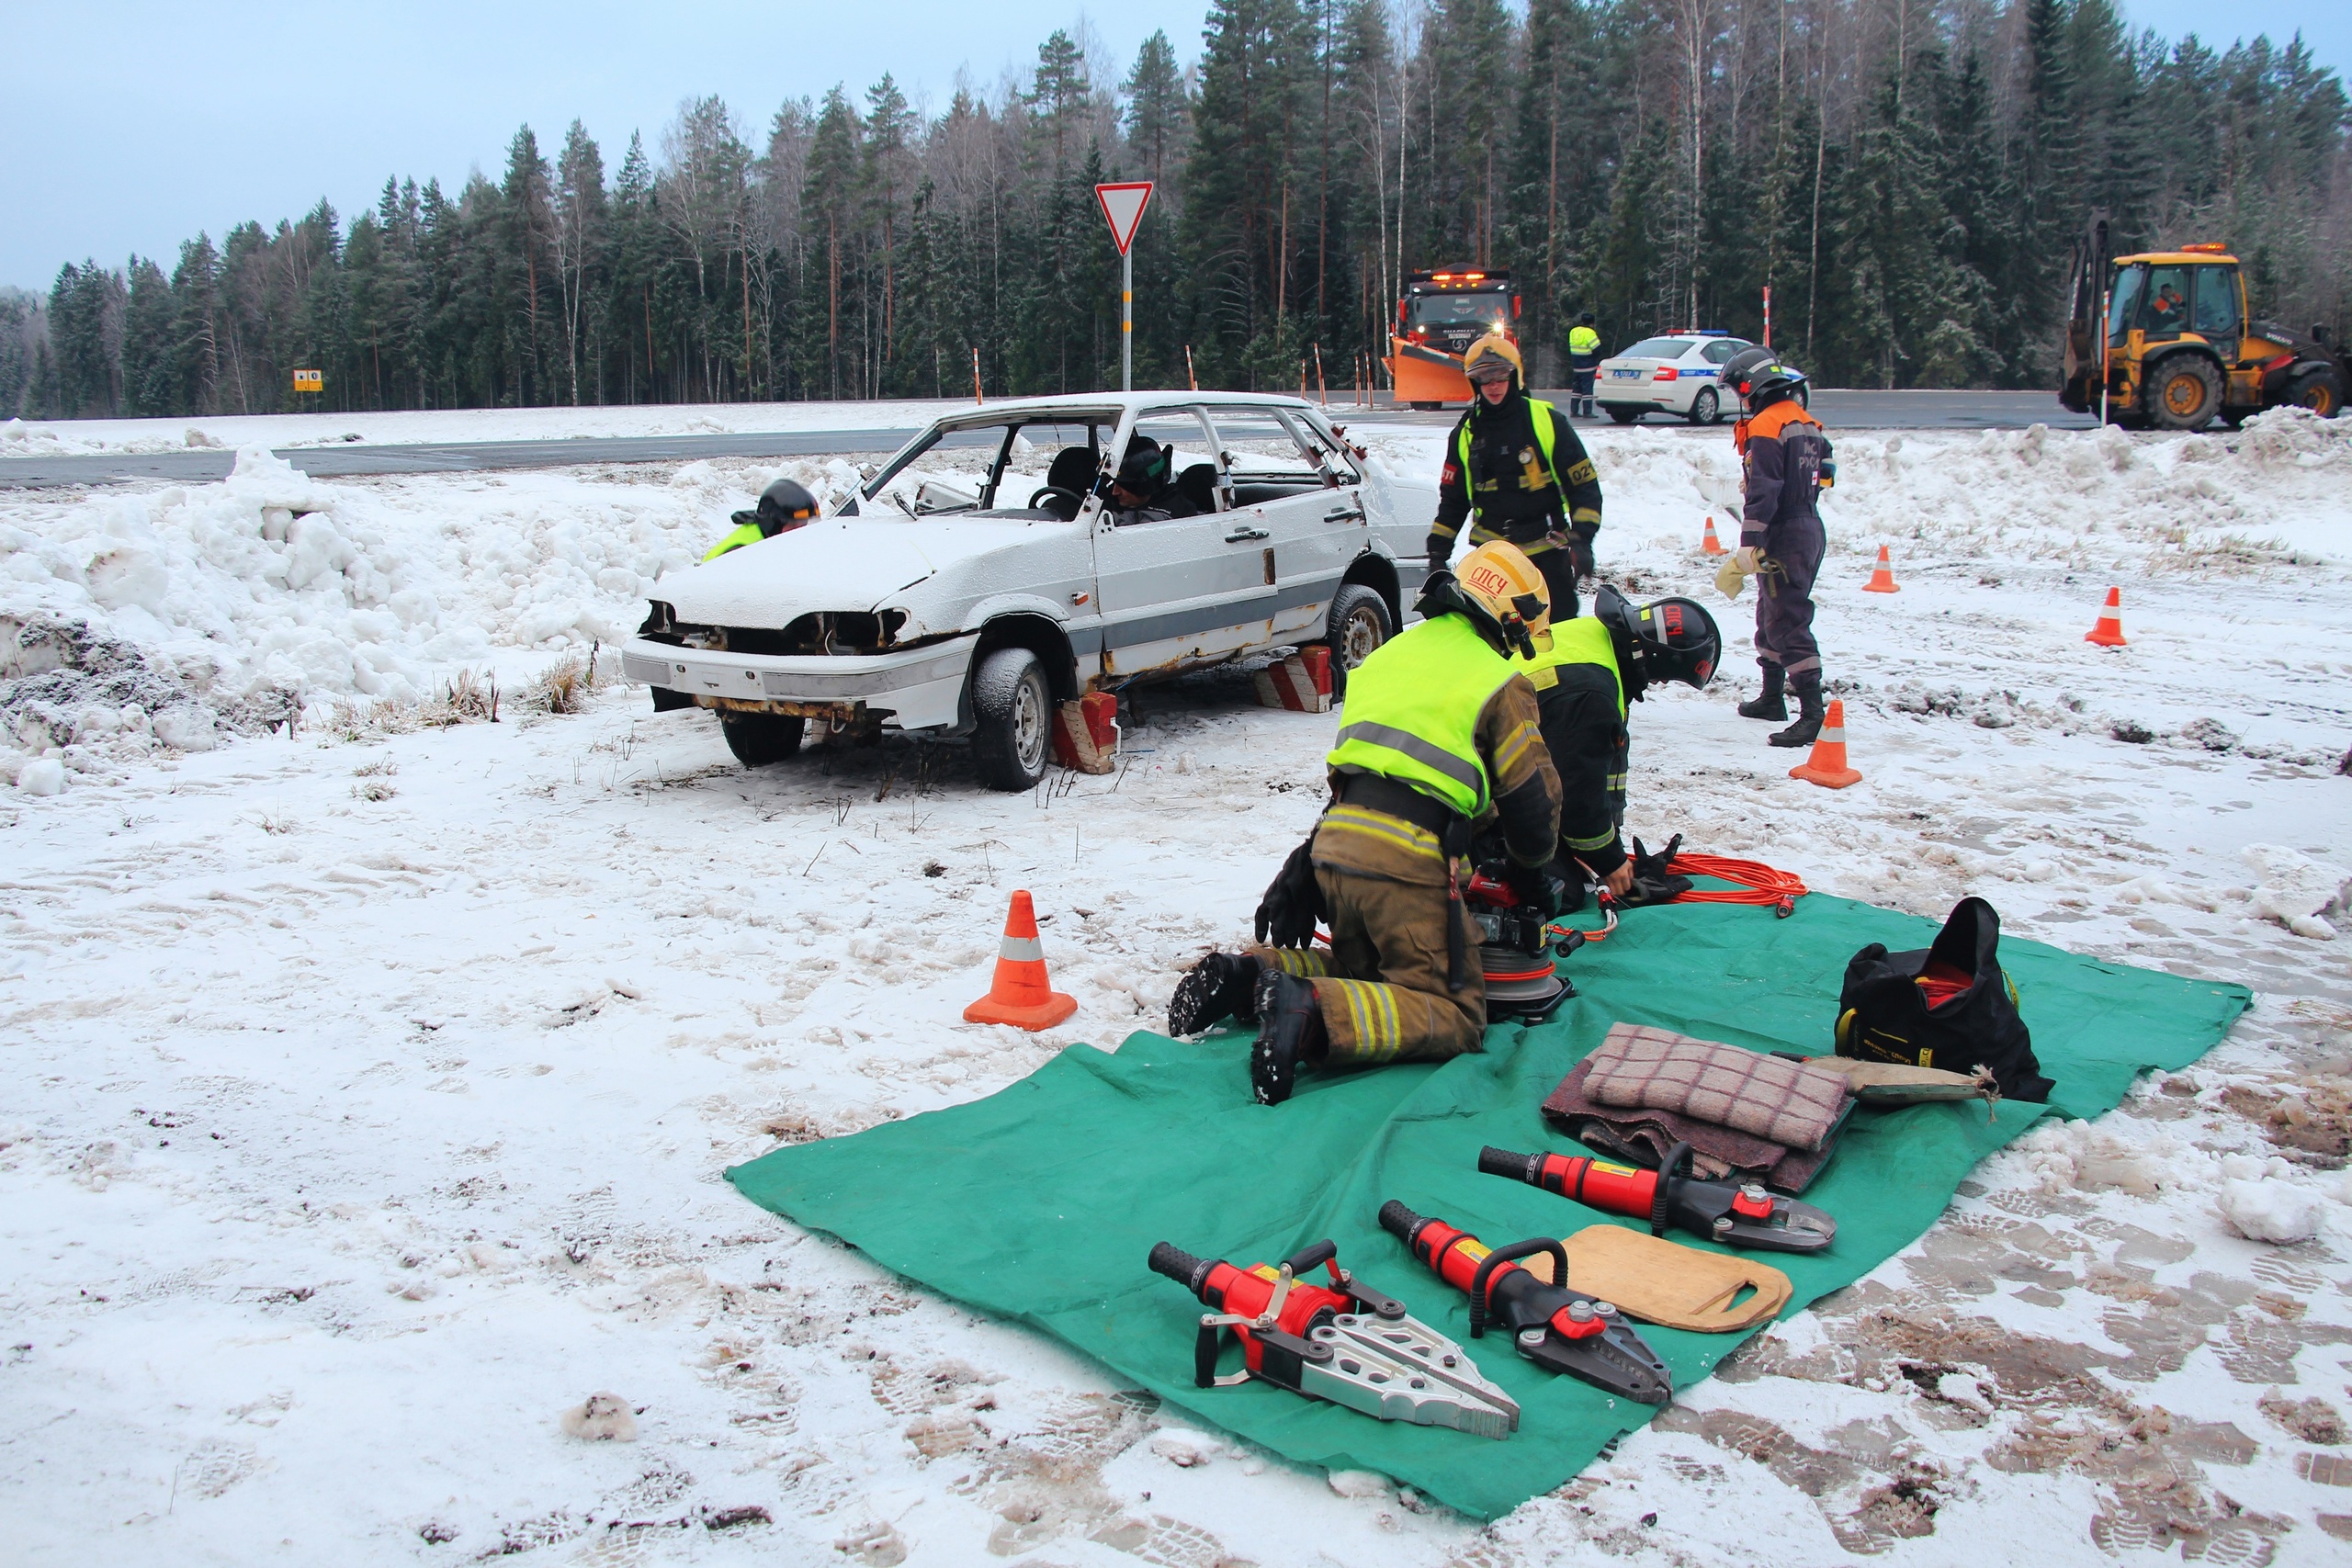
1094, 182, 1153, 255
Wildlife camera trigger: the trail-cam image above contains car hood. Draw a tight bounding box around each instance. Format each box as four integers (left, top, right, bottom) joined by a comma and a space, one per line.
659, 516, 1073, 629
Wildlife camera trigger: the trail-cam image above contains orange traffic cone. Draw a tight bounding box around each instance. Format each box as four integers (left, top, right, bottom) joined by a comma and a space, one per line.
1700, 515, 1728, 556
963, 889, 1077, 1030
1789, 699, 1863, 789
1862, 545, 1900, 592
2085, 587, 2127, 647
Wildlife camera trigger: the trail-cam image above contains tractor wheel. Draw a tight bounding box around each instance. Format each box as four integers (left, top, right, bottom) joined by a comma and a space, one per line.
2285, 366, 2344, 418
2148, 355, 2222, 431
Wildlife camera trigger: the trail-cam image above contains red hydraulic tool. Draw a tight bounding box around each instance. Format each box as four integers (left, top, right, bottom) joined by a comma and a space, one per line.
1377, 1200, 1672, 1404
1478, 1140, 1836, 1254
1148, 1237, 1520, 1438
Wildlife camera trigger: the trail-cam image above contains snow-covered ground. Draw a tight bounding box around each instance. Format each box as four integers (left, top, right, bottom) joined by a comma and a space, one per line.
3, 409, 2351, 1565
0, 400, 982, 457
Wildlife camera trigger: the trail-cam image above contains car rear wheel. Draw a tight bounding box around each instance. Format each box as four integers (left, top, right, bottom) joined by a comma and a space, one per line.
720, 712, 804, 766
1605, 406, 1641, 424
1322, 584, 1394, 698
2148, 355, 2222, 430
971, 647, 1052, 792
1688, 387, 1720, 425
2285, 366, 2344, 418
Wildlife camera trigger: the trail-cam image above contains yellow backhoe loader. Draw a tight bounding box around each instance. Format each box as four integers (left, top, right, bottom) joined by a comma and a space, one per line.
2061, 213, 2346, 429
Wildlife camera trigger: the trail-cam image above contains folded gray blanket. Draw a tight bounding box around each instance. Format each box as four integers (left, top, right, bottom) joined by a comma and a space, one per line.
1583, 1022, 1852, 1152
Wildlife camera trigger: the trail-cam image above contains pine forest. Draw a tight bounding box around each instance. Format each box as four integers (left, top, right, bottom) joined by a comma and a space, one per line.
4, 0, 2346, 419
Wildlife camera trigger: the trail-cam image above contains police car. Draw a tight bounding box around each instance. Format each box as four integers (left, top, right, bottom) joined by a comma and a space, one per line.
1593, 330, 1769, 424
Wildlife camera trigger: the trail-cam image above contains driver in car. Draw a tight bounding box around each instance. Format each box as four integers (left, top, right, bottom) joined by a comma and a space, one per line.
1105, 436, 1202, 521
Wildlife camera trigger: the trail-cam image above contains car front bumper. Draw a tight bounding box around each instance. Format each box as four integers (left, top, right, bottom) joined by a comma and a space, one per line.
621, 633, 978, 730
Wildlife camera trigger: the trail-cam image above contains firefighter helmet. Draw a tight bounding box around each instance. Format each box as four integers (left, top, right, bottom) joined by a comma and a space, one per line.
1595, 585, 1720, 700
1463, 333, 1524, 388
1723, 347, 1807, 411
751, 477, 820, 535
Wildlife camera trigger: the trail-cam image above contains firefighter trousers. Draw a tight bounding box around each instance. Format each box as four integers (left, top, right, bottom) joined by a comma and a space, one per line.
1248, 864, 1485, 1064
1753, 515, 1826, 688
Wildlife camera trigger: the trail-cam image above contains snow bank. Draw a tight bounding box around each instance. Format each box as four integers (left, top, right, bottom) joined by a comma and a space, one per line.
2217, 1176, 2324, 1243
1, 446, 862, 789
2241, 842, 2351, 941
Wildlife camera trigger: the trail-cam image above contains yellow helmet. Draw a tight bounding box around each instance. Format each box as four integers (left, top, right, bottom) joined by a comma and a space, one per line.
1463, 333, 1524, 386
1456, 539, 1552, 637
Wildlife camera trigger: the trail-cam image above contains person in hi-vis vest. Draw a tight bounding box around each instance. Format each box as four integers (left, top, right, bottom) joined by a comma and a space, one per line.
1427, 334, 1604, 622
1567, 312, 1602, 418
1166, 542, 1562, 1106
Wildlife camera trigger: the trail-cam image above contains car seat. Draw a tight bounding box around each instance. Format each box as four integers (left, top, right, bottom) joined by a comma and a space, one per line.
1042, 447, 1100, 513
1175, 462, 1219, 514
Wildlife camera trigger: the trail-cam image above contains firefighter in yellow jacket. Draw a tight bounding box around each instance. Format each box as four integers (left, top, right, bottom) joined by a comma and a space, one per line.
1167, 542, 1563, 1104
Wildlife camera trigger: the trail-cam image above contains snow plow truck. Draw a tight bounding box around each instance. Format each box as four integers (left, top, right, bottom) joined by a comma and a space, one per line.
2062, 213, 2346, 429
1387, 268, 1521, 410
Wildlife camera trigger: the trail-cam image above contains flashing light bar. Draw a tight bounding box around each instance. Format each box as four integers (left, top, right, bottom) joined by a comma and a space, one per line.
2180, 243, 2228, 254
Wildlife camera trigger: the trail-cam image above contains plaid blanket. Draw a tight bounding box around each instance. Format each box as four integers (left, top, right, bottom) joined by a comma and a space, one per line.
1584, 1022, 1852, 1150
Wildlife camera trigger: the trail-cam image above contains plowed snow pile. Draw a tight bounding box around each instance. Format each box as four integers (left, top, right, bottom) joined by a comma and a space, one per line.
1, 408, 2349, 1566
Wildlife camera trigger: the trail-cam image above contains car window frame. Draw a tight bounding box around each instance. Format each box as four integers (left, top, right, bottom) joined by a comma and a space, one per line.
1102, 403, 1227, 526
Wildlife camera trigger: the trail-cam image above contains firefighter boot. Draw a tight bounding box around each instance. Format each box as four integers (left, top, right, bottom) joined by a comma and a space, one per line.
1250, 971, 1328, 1106
1169, 952, 1263, 1037
1737, 661, 1787, 722
1770, 686, 1826, 750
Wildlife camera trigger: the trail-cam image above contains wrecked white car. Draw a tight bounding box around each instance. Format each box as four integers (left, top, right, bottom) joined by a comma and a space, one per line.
623, 393, 1436, 790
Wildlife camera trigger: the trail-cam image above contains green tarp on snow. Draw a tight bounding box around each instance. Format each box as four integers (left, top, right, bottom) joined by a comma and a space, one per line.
726, 893, 2247, 1520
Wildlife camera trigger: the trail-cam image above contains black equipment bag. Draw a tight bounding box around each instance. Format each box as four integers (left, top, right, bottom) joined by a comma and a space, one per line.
1835, 896, 2054, 1102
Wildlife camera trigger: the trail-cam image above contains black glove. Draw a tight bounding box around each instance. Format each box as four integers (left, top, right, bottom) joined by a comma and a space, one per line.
1254, 833, 1326, 949
1507, 863, 1566, 919
1618, 834, 1694, 907
1567, 524, 1598, 581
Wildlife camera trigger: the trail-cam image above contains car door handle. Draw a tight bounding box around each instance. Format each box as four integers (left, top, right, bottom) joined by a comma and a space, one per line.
1223, 525, 1270, 542
1322, 505, 1363, 523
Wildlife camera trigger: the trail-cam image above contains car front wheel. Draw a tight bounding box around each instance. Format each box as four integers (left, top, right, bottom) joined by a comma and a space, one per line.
1322, 583, 1395, 697
721, 712, 805, 766
970, 647, 1052, 791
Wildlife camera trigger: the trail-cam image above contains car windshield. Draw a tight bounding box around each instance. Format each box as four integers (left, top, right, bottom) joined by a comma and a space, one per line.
1623, 337, 1692, 359
1410, 294, 1510, 333
860, 415, 1118, 519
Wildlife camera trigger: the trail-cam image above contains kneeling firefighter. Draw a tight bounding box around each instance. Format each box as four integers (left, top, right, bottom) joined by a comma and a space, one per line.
1521, 588, 1722, 901
1167, 541, 1562, 1105
704, 477, 820, 561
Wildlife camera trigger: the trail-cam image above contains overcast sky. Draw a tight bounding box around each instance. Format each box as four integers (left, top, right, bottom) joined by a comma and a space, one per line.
2, 0, 2343, 292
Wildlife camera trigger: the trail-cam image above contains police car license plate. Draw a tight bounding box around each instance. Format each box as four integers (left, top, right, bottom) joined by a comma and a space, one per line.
1611, 368, 1637, 378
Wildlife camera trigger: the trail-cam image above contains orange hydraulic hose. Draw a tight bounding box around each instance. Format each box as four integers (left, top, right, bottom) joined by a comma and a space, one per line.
1667, 852, 1809, 913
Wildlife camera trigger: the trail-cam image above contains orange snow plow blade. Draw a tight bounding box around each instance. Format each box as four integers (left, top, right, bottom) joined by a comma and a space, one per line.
1388, 336, 1472, 408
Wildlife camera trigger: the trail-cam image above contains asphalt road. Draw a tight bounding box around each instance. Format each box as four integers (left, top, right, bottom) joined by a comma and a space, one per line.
0, 390, 2101, 491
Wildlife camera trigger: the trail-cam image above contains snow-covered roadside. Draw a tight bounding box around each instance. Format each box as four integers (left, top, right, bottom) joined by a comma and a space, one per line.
2, 412, 2350, 1565
0, 400, 985, 458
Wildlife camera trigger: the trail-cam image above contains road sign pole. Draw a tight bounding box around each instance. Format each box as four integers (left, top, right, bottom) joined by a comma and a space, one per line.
1123, 247, 1133, 393
1094, 181, 1153, 394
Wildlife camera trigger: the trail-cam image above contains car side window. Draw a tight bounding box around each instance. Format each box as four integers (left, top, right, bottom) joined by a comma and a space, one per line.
1203, 407, 1330, 507
1702, 339, 1744, 364
1112, 412, 1219, 525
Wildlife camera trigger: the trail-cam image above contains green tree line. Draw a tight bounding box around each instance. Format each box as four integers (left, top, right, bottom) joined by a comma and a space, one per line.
6, 0, 2346, 419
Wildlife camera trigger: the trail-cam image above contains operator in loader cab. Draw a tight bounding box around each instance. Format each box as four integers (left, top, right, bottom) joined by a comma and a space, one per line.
1165, 542, 1562, 1106
1427, 334, 1604, 619
705, 477, 820, 561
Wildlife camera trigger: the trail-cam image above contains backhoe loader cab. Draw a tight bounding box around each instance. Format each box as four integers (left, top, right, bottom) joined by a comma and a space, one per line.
2062, 214, 2346, 429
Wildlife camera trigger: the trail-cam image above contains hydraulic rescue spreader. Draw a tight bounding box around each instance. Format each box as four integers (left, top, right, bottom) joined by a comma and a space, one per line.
1147, 1237, 1521, 1438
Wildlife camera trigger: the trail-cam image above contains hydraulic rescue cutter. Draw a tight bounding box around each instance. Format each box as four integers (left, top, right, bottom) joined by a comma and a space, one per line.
1479, 1141, 1836, 1254
1147, 1238, 1521, 1439
1377, 1200, 1673, 1405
